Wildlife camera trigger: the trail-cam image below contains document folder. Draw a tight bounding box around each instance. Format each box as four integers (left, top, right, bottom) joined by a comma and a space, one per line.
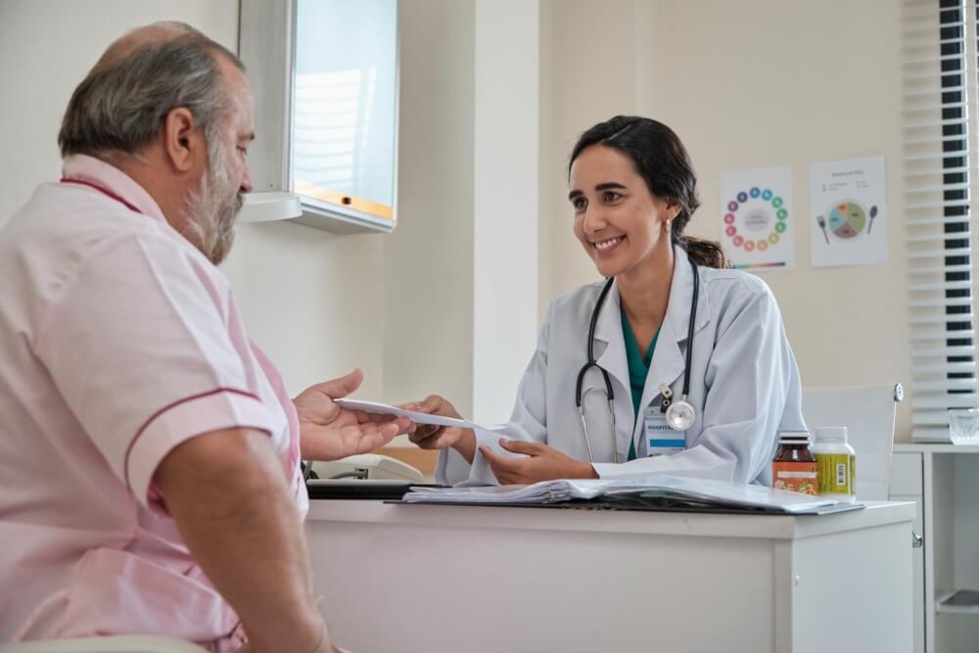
402, 476, 862, 515
307, 479, 441, 501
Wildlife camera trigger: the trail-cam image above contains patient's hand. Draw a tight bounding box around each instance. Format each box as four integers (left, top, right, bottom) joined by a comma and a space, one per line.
294, 368, 411, 461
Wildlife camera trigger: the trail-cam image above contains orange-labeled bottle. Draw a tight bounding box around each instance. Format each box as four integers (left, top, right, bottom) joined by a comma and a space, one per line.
772, 431, 818, 495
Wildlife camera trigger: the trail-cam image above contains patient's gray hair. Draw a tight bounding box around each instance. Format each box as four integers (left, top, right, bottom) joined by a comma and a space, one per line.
58, 22, 245, 159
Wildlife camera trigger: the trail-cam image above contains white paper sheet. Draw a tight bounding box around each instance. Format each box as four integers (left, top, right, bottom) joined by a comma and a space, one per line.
333, 397, 500, 431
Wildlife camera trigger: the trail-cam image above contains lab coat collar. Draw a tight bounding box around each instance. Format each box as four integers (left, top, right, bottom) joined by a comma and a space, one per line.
592, 246, 713, 420
666, 246, 712, 343
640, 246, 712, 411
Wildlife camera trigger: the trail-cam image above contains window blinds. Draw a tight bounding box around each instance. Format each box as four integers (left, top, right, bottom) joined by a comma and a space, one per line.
904, 0, 979, 441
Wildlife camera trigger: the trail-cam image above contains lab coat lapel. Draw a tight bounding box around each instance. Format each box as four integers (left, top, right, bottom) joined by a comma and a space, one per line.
638, 250, 711, 422
592, 281, 631, 400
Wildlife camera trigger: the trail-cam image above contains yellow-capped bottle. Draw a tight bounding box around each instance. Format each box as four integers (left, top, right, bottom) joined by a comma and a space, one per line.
812, 426, 856, 503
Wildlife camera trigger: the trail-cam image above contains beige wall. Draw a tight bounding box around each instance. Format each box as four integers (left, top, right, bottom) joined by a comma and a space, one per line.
383, 0, 476, 415
542, 0, 911, 439
0, 0, 390, 402
0, 0, 914, 441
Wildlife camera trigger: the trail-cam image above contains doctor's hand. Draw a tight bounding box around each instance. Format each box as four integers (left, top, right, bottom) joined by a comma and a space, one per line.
481, 439, 598, 485
294, 368, 411, 461
402, 394, 477, 464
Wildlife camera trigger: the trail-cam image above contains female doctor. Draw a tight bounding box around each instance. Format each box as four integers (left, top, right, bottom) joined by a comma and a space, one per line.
409, 115, 806, 487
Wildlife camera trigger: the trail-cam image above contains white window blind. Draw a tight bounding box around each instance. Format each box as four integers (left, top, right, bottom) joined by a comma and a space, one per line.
904, 0, 979, 441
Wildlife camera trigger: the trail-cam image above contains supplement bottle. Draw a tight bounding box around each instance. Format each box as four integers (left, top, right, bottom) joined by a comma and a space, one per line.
772, 431, 818, 495
812, 426, 856, 503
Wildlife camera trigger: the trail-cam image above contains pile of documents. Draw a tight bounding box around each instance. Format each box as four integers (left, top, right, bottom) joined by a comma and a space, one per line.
404, 475, 858, 515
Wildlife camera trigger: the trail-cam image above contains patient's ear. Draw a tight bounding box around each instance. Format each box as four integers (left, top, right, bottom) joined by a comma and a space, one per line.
162, 107, 204, 173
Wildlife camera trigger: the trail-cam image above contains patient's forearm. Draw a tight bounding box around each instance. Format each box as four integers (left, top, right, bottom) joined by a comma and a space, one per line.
156, 428, 330, 653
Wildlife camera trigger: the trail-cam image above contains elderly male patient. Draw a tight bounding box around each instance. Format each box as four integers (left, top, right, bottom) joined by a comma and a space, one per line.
0, 22, 408, 653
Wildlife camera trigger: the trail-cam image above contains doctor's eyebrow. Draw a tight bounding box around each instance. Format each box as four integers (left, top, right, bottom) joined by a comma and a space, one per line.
568, 182, 628, 201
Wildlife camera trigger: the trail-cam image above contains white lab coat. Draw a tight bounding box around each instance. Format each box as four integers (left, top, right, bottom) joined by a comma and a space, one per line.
438, 247, 806, 486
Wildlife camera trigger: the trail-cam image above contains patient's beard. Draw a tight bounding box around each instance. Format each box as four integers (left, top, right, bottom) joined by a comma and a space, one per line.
183, 136, 242, 265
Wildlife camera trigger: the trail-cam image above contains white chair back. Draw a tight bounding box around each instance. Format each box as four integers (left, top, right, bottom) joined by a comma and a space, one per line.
0, 636, 208, 653
801, 383, 903, 501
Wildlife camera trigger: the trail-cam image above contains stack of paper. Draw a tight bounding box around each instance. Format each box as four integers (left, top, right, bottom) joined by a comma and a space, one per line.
405, 479, 622, 505
404, 475, 853, 515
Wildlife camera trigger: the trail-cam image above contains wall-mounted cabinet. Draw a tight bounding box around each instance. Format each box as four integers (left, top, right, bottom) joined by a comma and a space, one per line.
238, 0, 400, 234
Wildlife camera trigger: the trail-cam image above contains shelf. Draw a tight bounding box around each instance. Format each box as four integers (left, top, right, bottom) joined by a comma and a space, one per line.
238, 191, 303, 223
937, 589, 979, 614
894, 443, 979, 454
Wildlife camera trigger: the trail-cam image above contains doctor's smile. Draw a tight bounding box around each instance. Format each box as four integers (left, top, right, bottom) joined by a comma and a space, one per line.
591, 235, 625, 253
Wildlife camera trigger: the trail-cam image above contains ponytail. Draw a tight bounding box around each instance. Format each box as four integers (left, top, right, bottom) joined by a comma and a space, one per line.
678, 235, 731, 269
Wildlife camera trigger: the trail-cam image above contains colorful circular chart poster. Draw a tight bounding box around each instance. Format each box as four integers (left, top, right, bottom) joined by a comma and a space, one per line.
720, 165, 795, 270
809, 156, 887, 268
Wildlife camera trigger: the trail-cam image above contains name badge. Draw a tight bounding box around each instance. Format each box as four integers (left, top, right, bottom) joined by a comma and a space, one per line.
644, 406, 686, 457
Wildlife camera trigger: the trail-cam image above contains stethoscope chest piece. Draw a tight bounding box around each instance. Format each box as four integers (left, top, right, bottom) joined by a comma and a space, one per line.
658, 382, 696, 431
665, 399, 695, 430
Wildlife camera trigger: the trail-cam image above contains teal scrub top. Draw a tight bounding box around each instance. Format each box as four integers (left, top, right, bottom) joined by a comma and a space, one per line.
621, 308, 660, 461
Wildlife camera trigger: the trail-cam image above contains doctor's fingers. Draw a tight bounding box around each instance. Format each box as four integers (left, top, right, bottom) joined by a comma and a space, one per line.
407, 424, 447, 447
498, 439, 548, 456
403, 394, 463, 419
481, 447, 530, 484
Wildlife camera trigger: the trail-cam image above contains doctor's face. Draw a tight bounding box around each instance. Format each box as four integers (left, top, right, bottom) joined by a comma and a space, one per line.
569, 145, 678, 279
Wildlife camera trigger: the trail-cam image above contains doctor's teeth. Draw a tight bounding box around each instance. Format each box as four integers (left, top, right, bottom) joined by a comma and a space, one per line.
596, 237, 621, 250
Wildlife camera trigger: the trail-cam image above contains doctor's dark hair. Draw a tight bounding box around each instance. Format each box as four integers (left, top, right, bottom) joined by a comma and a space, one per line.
569, 115, 730, 269
58, 22, 244, 160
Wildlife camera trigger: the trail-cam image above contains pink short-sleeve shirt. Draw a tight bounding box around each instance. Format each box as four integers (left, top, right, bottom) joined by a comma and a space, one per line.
0, 155, 308, 651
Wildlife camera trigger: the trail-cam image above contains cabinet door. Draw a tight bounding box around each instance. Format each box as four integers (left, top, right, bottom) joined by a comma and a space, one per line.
891, 452, 925, 653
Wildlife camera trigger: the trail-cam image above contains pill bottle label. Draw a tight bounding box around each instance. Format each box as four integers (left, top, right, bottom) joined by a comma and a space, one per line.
816, 453, 855, 495
772, 461, 818, 495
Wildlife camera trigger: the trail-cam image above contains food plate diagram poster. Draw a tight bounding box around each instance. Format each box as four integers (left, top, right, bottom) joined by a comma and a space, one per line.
720, 165, 795, 270
809, 156, 887, 268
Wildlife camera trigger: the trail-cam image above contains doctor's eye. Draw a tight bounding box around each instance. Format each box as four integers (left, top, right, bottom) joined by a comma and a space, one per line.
602, 190, 622, 203
571, 197, 588, 212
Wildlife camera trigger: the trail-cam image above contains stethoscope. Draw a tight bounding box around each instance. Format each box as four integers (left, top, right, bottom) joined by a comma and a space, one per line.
574, 259, 699, 463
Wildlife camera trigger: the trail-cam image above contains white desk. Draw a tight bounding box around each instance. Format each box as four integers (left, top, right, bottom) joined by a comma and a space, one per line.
305, 500, 915, 653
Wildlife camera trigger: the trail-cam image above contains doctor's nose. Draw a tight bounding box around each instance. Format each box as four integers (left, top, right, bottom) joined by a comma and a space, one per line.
581, 205, 610, 234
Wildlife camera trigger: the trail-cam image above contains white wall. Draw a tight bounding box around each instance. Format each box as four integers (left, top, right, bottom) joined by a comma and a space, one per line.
541, 0, 911, 439
384, 0, 543, 428
472, 0, 539, 423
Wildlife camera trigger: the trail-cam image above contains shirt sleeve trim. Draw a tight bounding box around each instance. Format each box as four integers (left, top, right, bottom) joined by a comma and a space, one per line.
123, 387, 262, 492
